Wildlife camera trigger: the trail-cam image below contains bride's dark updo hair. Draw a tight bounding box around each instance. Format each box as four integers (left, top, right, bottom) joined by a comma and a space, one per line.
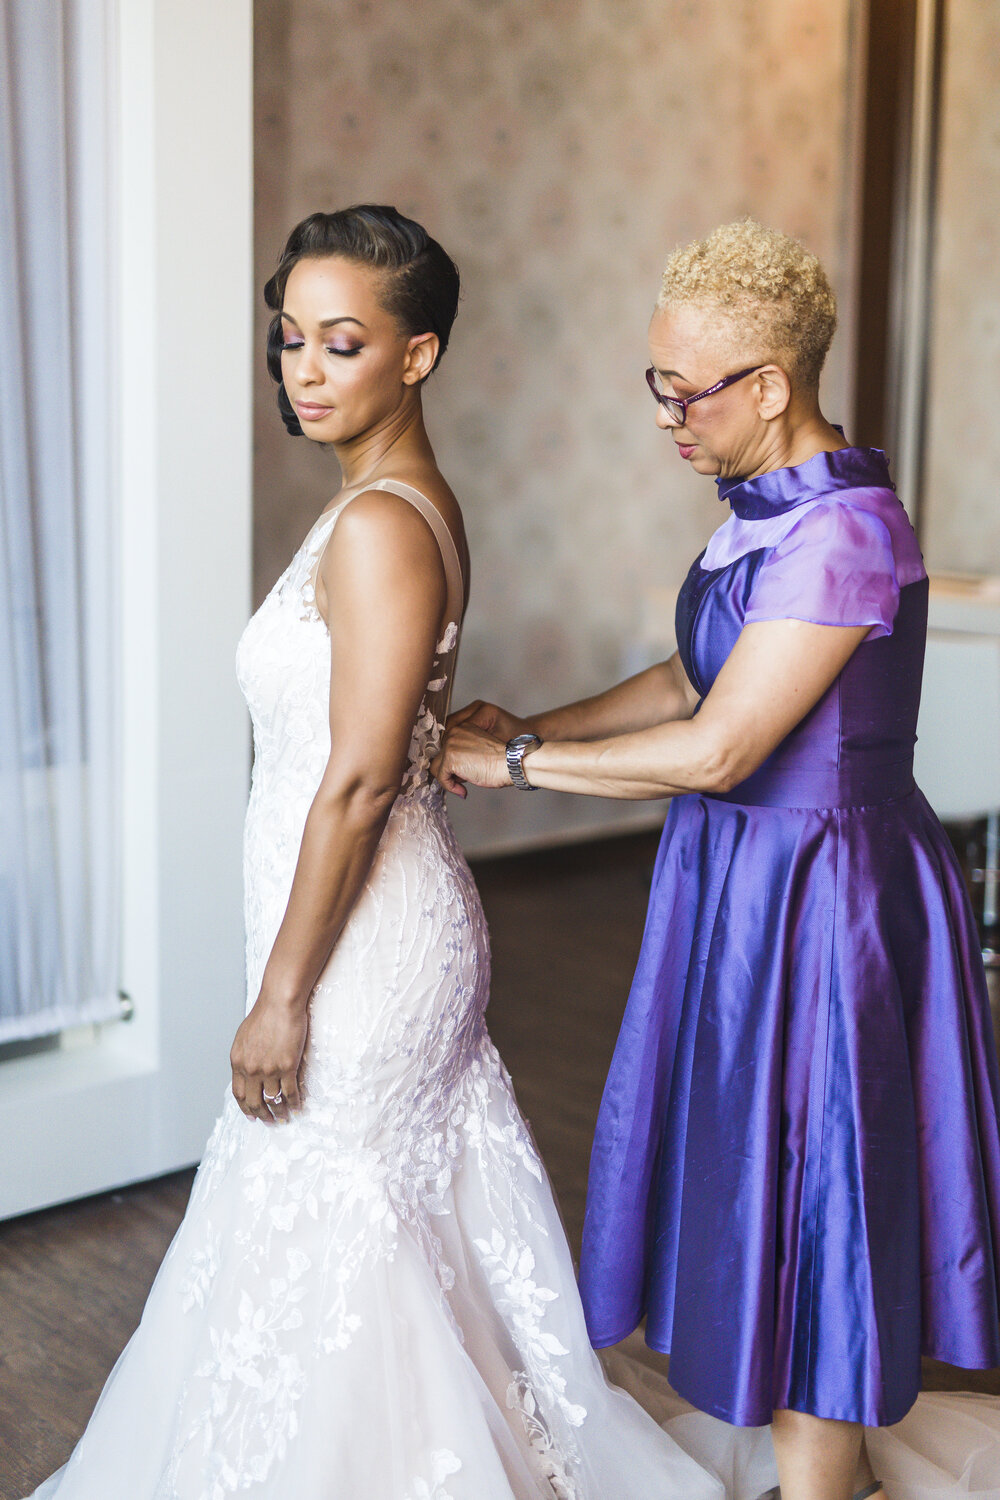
264, 204, 461, 436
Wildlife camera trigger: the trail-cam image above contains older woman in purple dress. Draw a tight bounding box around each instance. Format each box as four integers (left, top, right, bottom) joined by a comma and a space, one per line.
435, 219, 1000, 1500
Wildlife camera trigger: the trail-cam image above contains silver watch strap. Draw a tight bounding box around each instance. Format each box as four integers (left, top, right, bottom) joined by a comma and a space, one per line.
506, 733, 542, 791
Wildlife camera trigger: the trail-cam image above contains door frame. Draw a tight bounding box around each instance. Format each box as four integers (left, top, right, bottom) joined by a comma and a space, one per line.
1, 0, 252, 1218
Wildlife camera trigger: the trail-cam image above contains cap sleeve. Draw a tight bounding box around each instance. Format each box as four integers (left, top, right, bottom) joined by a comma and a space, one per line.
744, 499, 900, 640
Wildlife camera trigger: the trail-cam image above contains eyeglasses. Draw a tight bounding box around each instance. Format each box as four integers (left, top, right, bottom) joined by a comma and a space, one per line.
645, 364, 763, 426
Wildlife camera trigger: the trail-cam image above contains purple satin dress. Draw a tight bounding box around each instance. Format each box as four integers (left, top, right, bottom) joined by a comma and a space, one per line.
579, 446, 1000, 1427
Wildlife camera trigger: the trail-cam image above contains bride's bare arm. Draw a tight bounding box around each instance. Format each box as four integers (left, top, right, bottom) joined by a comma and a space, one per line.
230, 492, 447, 1124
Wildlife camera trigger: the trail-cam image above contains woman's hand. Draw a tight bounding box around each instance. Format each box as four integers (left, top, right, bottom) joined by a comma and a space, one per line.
445, 699, 530, 741
432, 721, 513, 796
230, 994, 308, 1125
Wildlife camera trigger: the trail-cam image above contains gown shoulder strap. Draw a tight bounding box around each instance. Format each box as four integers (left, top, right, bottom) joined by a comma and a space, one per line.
311, 479, 464, 627
365, 480, 465, 725
364, 478, 465, 631
307, 478, 465, 716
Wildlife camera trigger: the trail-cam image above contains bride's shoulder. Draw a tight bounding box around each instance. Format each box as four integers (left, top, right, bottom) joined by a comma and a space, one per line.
325, 474, 466, 572
312, 481, 454, 613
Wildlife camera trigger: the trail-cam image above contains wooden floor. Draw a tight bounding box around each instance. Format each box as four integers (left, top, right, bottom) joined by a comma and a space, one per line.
2, 829, 999, 1496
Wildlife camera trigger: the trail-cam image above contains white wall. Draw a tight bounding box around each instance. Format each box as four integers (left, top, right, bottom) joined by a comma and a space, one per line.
0, 0, 253, 1217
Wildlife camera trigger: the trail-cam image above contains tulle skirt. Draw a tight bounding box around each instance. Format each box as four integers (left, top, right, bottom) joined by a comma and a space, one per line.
26, 1044, 723, 1500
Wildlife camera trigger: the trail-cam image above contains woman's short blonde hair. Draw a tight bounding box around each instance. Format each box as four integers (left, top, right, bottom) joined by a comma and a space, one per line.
656, 219, 837, 391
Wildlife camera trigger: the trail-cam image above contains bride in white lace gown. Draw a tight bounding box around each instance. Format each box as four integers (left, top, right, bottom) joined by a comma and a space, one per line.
26, 207, 724, 1500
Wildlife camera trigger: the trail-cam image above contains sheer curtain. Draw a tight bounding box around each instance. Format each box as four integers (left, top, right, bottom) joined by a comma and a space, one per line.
0, 0, 119, 1043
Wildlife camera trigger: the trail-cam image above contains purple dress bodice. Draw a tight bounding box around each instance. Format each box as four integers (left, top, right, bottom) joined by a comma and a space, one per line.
675, 447, 929, 809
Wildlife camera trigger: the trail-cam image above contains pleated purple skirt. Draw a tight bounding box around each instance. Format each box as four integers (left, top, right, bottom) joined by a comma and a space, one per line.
579, 784, 1000, 1426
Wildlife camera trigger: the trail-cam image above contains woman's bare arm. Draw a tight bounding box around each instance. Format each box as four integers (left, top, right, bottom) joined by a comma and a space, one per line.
530, 653, 699, 740
439, 653, 699, 796
230, 492, 447, 1124
435, 618, 869, 800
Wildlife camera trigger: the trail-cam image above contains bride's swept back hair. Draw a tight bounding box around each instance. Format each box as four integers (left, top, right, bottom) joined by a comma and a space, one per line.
264, 204, 461, 436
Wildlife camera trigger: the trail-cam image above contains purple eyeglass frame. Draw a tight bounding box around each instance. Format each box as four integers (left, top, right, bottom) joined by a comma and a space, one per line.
645, 364, 763, 425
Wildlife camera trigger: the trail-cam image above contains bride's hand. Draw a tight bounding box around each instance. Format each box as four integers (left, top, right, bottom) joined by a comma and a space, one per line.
432, 722, 513, 796
230, 995, 308, 1125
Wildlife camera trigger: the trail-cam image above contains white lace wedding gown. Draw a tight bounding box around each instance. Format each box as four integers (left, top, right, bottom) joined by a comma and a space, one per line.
27, 482, 1000, 1500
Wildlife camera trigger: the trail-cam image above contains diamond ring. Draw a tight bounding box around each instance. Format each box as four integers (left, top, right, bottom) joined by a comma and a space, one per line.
262, 1089, 283, 1105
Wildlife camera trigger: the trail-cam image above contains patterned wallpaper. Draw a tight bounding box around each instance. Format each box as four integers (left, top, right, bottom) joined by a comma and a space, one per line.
922, 0, 1000, 574
254, 0, 855, 852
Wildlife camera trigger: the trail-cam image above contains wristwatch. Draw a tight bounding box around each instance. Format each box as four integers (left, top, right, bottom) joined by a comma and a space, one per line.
505, 733, 543, 791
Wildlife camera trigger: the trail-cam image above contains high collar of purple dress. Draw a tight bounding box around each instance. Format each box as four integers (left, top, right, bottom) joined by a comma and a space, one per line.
716, 445, 894, 520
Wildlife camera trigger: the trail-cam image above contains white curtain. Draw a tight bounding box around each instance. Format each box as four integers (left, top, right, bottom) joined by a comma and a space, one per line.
0, 0, 119, 1042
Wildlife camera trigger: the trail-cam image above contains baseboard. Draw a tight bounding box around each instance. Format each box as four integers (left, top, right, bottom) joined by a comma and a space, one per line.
463, 809, 666, 863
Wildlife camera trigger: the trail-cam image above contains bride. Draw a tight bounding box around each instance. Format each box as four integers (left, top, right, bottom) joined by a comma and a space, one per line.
26, 205, 728, 1500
